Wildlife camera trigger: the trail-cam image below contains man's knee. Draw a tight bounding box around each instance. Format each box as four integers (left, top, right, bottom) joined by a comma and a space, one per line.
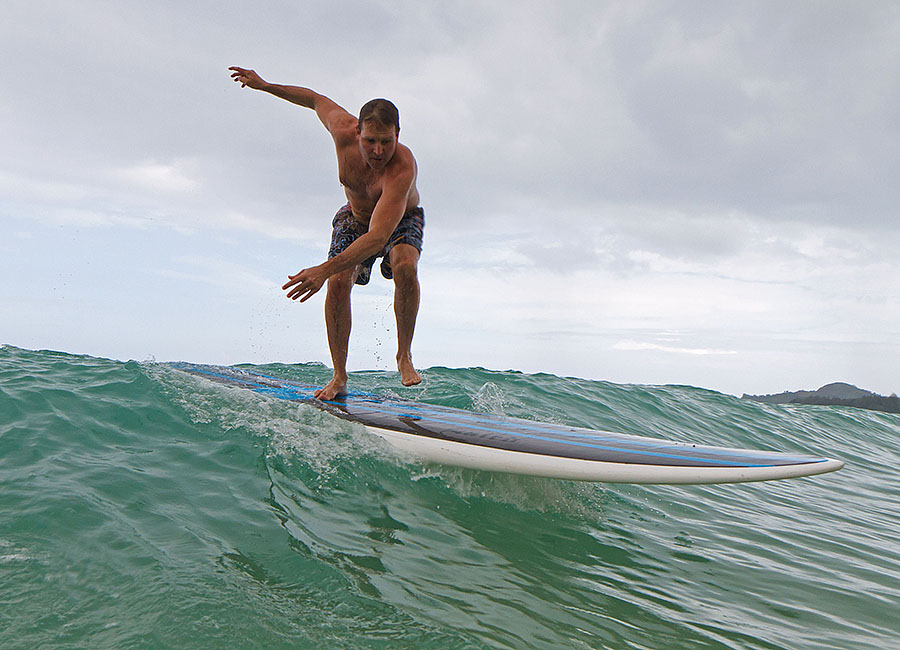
326, 267, 356, 299
391, 257, 418, 283
389, 245, 419, 285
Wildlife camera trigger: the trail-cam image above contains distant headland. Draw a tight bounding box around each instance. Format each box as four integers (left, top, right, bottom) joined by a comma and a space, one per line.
742, 382, 899, 414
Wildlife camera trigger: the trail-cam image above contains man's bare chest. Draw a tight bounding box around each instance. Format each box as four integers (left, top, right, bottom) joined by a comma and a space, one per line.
337, 151, 382, 201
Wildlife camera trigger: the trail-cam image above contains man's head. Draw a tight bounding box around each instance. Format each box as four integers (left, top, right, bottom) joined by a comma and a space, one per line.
357, 99, 400, 170
358, 98, 400, 133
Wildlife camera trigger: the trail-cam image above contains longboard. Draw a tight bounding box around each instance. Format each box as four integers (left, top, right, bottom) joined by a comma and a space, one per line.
169, 362, 844, 484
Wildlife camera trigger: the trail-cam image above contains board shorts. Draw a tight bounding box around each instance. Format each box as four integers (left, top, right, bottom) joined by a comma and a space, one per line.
327, 203, 425, 286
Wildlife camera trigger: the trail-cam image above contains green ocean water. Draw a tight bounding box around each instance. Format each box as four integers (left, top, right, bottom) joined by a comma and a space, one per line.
1, 345, 897, 649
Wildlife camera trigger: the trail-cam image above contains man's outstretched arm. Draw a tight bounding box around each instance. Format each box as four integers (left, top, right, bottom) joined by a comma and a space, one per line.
228, 66, 351, 133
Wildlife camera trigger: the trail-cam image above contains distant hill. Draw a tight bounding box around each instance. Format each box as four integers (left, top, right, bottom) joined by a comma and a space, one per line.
743, 383, 899, 414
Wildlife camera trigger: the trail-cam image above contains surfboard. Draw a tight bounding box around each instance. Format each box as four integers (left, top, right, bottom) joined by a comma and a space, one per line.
169, 362, 844, 484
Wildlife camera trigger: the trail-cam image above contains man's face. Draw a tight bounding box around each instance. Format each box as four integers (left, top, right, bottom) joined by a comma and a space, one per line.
357, 122, 398, 170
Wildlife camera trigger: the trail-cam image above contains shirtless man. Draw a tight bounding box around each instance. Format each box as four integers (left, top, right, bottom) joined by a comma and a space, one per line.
229, 66, 423, 399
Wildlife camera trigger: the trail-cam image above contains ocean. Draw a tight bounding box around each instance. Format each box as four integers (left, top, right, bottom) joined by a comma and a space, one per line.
1, 344, 897, 649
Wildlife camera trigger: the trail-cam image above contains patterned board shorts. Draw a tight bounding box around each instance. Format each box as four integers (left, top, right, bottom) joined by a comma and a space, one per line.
327, 203, 425, 285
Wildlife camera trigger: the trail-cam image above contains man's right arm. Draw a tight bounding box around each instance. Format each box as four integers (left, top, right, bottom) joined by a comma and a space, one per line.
228, 66, 352, 134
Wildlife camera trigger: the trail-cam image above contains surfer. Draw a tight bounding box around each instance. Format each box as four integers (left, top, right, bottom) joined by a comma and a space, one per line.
229, 66, 424, 400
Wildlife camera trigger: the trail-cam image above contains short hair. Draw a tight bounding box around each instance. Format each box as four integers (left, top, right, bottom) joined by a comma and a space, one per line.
358, 98, 400, 133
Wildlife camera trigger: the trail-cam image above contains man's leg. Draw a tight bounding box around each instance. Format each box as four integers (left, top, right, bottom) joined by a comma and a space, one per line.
389, 243, 422, 387
317, 265, 357, 400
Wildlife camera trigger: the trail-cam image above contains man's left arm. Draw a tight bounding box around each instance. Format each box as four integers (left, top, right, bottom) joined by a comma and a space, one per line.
283, 168, 414, 302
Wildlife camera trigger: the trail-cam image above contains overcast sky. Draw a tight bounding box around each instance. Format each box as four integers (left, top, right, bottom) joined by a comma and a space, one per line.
2, 0, 898, 396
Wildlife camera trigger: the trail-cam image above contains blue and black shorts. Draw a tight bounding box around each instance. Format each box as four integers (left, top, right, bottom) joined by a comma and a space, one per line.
327, 203, 425, 285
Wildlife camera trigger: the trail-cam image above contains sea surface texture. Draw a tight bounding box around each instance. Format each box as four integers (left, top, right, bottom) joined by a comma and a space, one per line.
1, 345, 897, 649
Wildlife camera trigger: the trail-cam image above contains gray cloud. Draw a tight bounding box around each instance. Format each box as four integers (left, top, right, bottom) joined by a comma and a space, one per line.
6, 1, 898, 236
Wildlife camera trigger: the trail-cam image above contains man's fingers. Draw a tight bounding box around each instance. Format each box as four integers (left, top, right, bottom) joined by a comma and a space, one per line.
282, 269, 321, 301
228, 67, 255, 88
285, 281, 321, 302
286, 281, 311, 300
298, 286, 320, 303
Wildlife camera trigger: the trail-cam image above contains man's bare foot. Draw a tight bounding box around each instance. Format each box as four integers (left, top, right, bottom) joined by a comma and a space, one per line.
314, 376, 347, 400
397, 354, 422, 387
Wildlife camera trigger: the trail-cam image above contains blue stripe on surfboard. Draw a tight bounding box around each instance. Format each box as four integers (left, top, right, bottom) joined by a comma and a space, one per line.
338, 397, 819, 462
210, 367, 813, 461
284, 374, 823, 466
171, 363, 829, 468
336, 401, 822, 468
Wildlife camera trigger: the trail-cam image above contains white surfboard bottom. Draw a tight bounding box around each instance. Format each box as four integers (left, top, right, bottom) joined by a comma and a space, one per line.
365, 426, 844, 484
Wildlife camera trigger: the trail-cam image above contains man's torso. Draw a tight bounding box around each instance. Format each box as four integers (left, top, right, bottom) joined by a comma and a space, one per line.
332, 122, 420, 225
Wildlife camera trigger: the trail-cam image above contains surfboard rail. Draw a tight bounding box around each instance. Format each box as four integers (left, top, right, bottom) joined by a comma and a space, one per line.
365, 425, 843, 484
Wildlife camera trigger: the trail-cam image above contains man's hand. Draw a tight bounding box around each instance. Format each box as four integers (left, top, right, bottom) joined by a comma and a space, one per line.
229, 66, 267, 90
282, 265, 328, 302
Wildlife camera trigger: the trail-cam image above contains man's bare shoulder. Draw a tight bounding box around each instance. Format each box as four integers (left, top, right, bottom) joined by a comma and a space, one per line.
388, 142, 417, 175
